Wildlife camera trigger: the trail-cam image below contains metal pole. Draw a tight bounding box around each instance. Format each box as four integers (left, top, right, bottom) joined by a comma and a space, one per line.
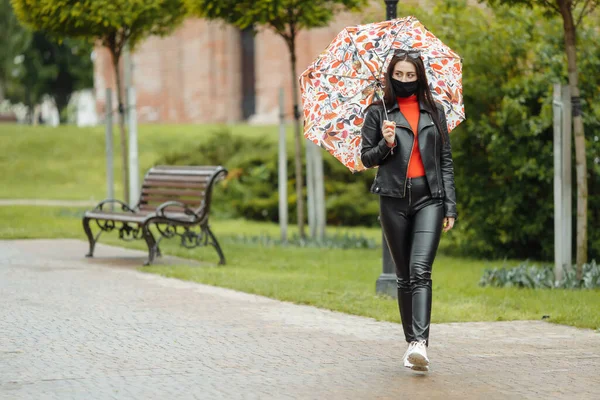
127, 87, 139, 208
314, 145, 326, 240
105, 88, 114, 203
279, 88, 288, 242
561, 85, 572, 275
306, 140, 317, 238
552, 84, 573, 285
376, 0, 400, 298
123, 43, 131, 123
124, 42, 139, 208
384, 0, 399, 19
552, 84, 563, 284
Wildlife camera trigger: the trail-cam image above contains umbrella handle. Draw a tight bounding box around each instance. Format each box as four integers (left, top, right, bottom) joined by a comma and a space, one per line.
375, 81, 388, 127
382, 101, 388, 120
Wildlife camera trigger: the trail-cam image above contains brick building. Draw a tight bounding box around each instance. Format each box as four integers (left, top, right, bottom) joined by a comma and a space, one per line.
93, 2, 389, 124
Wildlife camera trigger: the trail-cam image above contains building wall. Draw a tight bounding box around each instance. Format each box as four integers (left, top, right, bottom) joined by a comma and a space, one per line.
93, 1, 392, 124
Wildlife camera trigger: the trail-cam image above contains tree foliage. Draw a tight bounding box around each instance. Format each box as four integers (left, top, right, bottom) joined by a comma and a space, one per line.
0, 0, 31, 101
11, 0, 187, 201
403, 0, 600, 261
156, 0, 600, 260
186, 0, 368, 239
482, 0, 598, 271
8, 32, 93, 122
186, 0, 367, 38
11, 0, 187, 53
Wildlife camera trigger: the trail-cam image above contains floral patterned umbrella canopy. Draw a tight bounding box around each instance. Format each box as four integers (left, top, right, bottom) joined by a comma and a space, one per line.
299, 16, 464, 172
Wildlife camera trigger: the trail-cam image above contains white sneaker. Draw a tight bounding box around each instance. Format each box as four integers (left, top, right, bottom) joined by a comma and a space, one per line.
403, 342, 429, 372
407, 340, 430, 370
402, 342, 415, 368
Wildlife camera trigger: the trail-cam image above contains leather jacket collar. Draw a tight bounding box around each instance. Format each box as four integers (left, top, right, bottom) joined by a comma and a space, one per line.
385, 98, 436, 135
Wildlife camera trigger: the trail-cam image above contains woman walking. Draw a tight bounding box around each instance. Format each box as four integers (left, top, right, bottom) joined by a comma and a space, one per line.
360, 49, 457, 372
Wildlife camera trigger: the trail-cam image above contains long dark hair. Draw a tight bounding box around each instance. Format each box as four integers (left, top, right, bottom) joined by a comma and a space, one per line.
371, 53, 445, 142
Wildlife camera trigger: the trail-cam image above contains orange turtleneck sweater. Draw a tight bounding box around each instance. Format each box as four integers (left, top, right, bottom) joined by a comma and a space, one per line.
395, 95, 425, 178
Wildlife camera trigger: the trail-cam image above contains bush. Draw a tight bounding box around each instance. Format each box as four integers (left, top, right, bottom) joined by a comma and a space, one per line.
222, 232, 377, 249
403, 1, 600, 261
158, 2, 600, 262
479, 260, 600, 289
157, 127, 380, 226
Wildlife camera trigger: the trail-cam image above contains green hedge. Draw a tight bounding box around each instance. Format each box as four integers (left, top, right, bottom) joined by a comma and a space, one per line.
158, 128, 380, 227
159, 2, 600, 262
480, 260, 600, 289
407, 1, 600, 261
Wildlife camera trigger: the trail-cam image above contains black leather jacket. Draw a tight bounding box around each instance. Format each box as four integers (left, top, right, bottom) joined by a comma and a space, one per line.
360, 100, 458, 219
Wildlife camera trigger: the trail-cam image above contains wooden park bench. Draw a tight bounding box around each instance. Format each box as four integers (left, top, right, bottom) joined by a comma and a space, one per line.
82, 165, 228, 266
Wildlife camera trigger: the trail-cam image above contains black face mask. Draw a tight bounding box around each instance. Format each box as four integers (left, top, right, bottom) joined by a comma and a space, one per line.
391, 79, 419, 98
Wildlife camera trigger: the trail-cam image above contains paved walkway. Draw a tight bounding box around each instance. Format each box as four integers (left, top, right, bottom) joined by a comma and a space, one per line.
1, 239, 599, 400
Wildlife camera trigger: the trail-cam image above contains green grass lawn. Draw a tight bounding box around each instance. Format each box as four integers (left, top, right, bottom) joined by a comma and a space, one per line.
0, 123, 283, 201
2, 205, 598, 331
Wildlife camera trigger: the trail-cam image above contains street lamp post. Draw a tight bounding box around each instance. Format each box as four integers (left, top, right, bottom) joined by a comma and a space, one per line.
375, 0, 400, 298
384, 0, 399, 19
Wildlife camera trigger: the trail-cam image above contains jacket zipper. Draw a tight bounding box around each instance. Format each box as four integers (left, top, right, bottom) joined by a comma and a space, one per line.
434, 121, 438, 196
402, 127, 415, 198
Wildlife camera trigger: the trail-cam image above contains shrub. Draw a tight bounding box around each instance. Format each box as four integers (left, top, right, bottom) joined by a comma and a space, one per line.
479, 260, 600, 289
157, 2, 600, 262
222, 232, 377, 249
404, 1, 600, 261
157, 127, 380, 226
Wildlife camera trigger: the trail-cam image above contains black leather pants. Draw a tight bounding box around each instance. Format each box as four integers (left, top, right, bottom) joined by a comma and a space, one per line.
379, 176, 444, 344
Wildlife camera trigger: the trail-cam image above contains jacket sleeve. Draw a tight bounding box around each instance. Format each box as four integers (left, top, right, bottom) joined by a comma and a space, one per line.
360, 106, 394, 168
439, 109, 458, 219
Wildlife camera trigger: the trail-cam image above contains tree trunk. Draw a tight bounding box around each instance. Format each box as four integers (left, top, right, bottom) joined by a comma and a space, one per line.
110, 48, 130, 204
288, 37, 306, 239
54, 94, 70, 124
26, 89, 34, 125
559, 1, 587, 278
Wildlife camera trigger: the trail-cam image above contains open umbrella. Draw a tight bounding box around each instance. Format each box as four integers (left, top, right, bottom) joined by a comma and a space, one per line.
299, 16, 464, 172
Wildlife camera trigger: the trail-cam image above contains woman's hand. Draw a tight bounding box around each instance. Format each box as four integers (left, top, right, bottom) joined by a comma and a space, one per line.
443, 217, 455, 233
382, 120, 396, 144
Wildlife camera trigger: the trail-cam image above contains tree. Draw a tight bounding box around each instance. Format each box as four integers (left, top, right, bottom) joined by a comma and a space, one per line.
11, 0, 187, 202
398, 0, 599, 263
484, 0, 598, 278
8, 33, 93, 123
44, 35, 94, 122
186, 0, 367, 239
8, 32, 57, 123
0, 0, 31, 102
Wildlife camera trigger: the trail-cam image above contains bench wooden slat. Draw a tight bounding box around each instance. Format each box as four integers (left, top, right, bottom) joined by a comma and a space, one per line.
142, 180, 208, 189
83, 211, 150, 223
151, 165, 221, 172
144, 174, 211, 183
141, 188, 205, 197
139, 196, 200, 206
148, 169, 215, 176
147, 171, 216, 177
138, 203, 187, 211
148, 167, 218, 175
137, 204, 197, 219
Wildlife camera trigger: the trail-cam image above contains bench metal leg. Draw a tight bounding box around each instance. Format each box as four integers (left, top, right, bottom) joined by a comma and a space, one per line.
148, 228, 162, 258
204, 224, 226, 265
83, 217, 101, 257
155, 236, 163, 257
142, 224, 157, 266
